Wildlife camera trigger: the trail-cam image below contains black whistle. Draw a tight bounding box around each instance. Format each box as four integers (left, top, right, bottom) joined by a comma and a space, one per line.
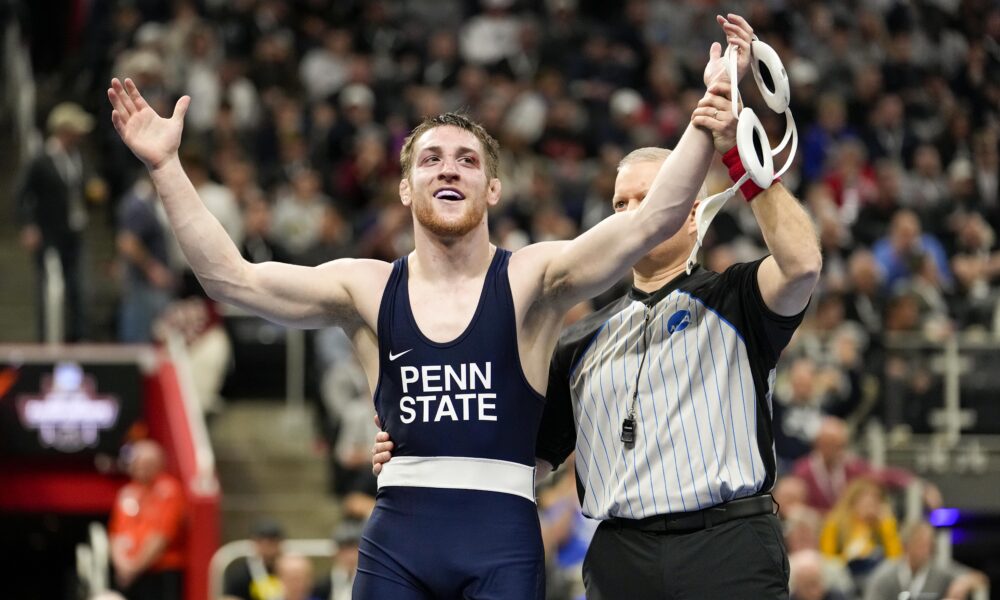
620, 417, 636, 446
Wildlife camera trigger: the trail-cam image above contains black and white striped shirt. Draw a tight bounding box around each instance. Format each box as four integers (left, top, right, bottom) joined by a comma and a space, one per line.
537, 260, 805, 520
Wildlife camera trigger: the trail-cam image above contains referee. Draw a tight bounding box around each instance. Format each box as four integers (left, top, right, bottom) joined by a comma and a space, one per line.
534, 84, 822, 597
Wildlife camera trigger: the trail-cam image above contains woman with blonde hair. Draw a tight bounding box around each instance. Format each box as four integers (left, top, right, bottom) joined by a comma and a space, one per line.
819, 478, 902, 586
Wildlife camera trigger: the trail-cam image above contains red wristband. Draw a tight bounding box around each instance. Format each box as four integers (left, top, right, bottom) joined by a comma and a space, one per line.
721, 146, 778, 202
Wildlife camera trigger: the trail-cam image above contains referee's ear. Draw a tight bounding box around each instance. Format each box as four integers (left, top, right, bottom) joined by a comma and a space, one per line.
686, 200, 701, 237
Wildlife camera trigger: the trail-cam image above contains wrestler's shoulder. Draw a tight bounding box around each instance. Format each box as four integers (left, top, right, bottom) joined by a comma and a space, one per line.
315, 257, 394, 278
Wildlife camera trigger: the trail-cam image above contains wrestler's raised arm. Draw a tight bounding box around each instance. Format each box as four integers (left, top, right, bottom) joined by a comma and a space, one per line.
108, 78, 386, 329
515, 15, 753, 311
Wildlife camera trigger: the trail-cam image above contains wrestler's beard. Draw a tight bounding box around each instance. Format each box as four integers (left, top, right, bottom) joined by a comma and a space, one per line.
413, 195, 486, 238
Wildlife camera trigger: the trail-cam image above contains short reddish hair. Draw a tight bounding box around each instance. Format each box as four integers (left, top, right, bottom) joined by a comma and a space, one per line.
400, 113, 500, 179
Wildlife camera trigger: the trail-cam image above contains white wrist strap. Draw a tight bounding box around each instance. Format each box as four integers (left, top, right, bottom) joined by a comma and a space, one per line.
686, 183, 743, 275
688, 36, 797, 273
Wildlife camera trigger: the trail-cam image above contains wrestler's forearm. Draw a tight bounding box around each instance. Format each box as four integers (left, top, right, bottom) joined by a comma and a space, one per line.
148, 157, 249, 300
533, 122, 715, 306
637, 123, 715, 240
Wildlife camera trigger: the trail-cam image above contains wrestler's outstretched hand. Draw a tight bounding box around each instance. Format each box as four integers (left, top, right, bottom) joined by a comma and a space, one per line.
703, 13, 754, 87
108, 77, 190, 170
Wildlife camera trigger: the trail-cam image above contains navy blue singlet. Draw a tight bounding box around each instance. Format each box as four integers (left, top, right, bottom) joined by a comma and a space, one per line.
353, 249, 546, 600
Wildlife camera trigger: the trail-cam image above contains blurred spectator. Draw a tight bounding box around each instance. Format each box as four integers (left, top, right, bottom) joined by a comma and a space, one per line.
222, 519, 284, 600
312, 519, 365, 600
315, 328, 377, 519
872, 209, 952, 293
863, 94, 918, 167
421, 30, 462, 89
819, 478, 902, 586
782, 502, 856, 599
333, 129, 394, 215
299, 204, 354, 266
538, 455, 597, 600
116, 176, 176, 343
972, 128, 998, 214
853, 160, 907, 248
108, 440, 186, 600
774, 475, 811, 521
240, 196, 291, 264
823, 139, 878, 230
904, 144, 950, 217
802, 94, 856, 184
271, 168, 331, 261
945, 157, 982, 222
951, 213, 1000, 328
792, 417, 942, 514
219, 158, 266, 209
602, 88, 655, 150
863, 520, 954, 600
328, 83, 379, 166
773, 357, 838, 471
843, 250, 885, 338
16, 102, 97, 342
847, 63, 884, 131
152, 292, 232, 416
251, 31, 300, 95
180, 24, 224, 134
355, 203, 413, 262
258, 97, 310, 189
276, 554, 321, 600
459, 0, 523, 68
789, 549, 850, 600
300, 27, 353, 103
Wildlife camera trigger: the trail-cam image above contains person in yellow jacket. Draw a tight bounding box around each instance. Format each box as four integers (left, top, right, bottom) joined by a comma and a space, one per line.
820, 478, 902, 588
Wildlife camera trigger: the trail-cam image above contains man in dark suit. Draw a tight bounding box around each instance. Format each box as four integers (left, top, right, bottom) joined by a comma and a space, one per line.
16, 102, 95, 341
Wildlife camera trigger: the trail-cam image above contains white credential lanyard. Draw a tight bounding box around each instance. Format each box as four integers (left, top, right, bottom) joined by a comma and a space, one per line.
686, 37, 799, 274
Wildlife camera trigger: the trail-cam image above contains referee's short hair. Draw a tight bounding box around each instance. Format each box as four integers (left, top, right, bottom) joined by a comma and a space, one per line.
618, 147, 708, 201
618, 147, 672, 169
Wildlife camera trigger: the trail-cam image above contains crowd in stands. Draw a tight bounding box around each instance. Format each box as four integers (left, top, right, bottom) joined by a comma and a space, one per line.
11, 0, 998, 598
220, 517, 363, 600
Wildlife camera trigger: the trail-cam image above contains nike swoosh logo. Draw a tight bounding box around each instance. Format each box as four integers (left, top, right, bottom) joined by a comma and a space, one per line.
388, 349, 413, 361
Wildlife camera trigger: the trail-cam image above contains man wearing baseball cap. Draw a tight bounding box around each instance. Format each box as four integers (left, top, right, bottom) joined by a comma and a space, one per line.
16, 102, 96, 342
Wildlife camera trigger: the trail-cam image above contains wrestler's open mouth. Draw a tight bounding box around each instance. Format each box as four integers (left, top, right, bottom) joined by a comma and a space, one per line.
434, 187, 465, 201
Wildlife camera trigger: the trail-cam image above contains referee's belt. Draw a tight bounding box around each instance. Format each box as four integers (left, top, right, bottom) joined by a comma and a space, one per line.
608, 494, 776, 533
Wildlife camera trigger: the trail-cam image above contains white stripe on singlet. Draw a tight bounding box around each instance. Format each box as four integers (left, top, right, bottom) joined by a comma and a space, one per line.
571, 291, 767, 520
378, 455, 536, 503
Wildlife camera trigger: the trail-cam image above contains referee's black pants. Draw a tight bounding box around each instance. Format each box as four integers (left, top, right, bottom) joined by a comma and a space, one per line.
582, 513, 789, 599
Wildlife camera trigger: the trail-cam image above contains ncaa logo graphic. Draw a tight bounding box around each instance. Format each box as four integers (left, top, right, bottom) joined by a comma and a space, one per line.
666, 310, 692, 335
16, 362, 120, 452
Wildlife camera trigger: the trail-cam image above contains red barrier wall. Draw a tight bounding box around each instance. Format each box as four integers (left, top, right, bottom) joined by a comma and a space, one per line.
145, 359, 220, 600
0, 350, 219, 600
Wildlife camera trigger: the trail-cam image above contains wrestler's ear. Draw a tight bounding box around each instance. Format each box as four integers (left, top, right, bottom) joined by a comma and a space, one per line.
399, 178, 412, 207
486, 177, 501, 207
